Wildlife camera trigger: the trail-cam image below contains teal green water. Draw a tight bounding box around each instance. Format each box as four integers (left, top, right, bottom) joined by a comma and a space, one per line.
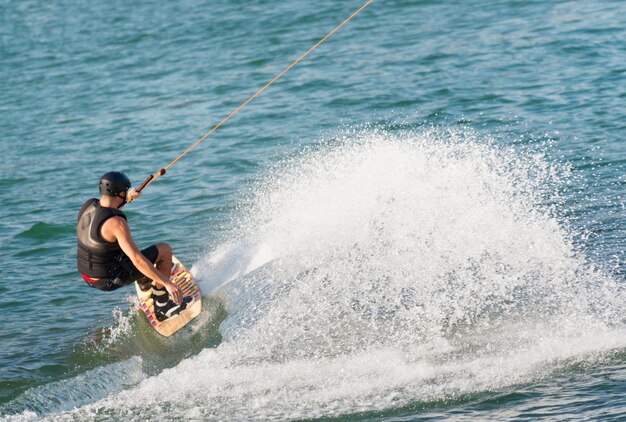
1, 0, 625, 420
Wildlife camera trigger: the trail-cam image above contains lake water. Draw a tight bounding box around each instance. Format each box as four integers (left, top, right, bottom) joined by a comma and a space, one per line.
1, 0, 625, 420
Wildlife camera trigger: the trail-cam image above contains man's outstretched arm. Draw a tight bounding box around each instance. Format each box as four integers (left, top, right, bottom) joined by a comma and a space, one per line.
108, 217, 183, 304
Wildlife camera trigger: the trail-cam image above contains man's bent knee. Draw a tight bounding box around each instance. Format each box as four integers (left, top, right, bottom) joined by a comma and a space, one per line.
155, 243, 172, 259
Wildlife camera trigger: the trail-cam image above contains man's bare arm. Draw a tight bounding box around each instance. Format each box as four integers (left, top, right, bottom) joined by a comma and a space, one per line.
105, 217, 183, 304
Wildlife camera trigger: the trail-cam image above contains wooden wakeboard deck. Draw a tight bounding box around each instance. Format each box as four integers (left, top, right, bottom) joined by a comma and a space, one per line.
135, 256, 202, 337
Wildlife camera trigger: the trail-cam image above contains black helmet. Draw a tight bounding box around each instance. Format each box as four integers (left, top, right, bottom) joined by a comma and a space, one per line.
99, 171, 131, 196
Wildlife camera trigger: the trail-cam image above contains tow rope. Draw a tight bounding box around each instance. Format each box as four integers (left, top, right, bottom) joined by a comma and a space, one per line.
133, 0, 374, 198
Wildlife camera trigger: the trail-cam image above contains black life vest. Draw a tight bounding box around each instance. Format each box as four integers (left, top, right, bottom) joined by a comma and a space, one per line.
76, 198, 127, 278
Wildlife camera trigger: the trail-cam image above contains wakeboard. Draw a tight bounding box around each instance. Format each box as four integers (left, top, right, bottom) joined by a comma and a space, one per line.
135, 255, 202, 337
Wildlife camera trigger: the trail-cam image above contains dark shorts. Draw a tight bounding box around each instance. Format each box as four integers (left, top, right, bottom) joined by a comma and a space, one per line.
89, 245, 159, 292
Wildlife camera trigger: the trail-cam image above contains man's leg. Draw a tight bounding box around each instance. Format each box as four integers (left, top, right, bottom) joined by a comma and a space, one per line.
152, 243, 173, 287
133, 244, 170, 291
148, 243, 193, 321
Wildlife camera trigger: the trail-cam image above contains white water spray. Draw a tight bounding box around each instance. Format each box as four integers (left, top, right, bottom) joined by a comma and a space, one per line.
13, 129, 626, 421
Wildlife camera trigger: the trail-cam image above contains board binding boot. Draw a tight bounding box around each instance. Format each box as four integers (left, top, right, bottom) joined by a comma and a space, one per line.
151, 284, 195, 322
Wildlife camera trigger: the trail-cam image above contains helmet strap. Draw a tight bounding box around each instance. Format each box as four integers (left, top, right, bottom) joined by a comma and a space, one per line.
117, 192, 128, 209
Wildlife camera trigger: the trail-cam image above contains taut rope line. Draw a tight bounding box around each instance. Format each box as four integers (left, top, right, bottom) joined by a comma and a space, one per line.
134, 0, 374, 195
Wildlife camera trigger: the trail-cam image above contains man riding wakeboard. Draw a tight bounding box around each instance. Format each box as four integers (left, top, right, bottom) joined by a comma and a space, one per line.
76, 171, 194, 321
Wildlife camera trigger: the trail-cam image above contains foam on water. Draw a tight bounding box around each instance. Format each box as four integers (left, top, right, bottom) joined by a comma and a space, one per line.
0, 358, 144, 421
9, 129, 626, 420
